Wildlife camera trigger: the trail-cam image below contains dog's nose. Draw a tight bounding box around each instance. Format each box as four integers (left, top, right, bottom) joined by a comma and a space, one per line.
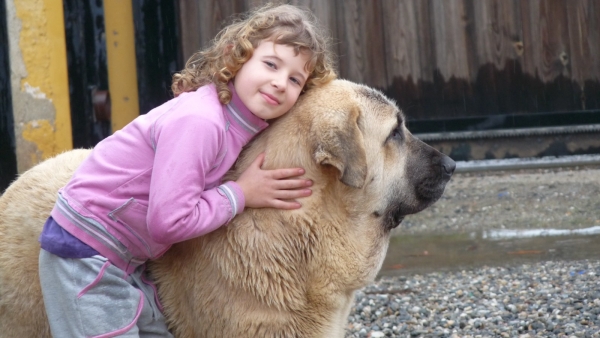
441, 156, 456, 176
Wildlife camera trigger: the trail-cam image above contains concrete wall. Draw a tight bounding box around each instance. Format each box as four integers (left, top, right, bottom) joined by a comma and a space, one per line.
6, 0, 72, 173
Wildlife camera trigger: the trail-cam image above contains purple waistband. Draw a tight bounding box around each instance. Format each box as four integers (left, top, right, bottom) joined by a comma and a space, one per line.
39, 216, 100, 258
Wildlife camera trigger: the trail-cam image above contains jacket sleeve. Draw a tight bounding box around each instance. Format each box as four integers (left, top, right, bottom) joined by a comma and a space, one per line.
146, 110, 244, 245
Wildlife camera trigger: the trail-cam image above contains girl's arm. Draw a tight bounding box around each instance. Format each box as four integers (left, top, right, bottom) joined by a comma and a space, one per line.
146, 112, 233, 244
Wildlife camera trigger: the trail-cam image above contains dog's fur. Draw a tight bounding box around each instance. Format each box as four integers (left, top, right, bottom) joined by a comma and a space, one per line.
0, 80, 454, 337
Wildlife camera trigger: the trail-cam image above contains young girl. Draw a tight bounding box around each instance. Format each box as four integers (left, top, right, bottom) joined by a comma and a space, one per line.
38, 4, 336, 337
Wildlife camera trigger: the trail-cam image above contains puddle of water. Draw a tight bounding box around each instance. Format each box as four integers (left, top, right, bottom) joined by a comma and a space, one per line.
482, 226, 600, 239
379, 228, 600, 277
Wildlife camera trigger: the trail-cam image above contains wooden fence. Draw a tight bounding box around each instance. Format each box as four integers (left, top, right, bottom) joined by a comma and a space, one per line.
177, 0, 600, 123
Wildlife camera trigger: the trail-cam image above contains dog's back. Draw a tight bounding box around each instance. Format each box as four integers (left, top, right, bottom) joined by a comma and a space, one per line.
0, 149, 91, 338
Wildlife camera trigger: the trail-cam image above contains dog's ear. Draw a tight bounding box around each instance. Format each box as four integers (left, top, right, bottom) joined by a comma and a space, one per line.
311, 106, 367, 188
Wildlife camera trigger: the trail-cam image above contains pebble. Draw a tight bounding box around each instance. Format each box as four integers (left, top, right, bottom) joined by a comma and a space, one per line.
345, 260, 600, 337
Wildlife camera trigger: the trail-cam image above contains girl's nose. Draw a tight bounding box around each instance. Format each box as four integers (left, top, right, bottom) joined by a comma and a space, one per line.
271, 74, 287, 91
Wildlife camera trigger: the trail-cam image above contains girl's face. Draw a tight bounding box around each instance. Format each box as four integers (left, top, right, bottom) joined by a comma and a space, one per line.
234, 40, 311, 120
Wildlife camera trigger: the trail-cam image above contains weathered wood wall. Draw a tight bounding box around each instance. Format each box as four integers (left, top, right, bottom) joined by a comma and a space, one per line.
177, 0, 600, 122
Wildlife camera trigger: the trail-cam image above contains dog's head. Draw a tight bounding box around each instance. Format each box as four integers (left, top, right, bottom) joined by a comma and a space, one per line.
234, 79, 455, 233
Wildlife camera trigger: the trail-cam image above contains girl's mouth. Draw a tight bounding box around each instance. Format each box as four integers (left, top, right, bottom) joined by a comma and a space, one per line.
261, 92, 280, 105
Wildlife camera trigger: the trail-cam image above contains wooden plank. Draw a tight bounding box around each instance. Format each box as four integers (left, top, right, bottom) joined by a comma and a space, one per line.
542, 0, 571, 78
381, 0, 423, 83
414, 0, 436, 83
247, 0, 271, 8
566, 0, 600, 86
430, 0, 470, 80
177, 0, 200, 62
334, 0, 387, 88
247, 0, 337, 31
466, 0, 523, 115
178, 0, 246, 62
519, 0, 536, 78
520, 0, 570, 83
197, 0, 247, 51
287, 0, 340, 61
423, 0, 473, 118
288, 0, 337, 33
380, 0, 436, 121
470, 0, 522, 70
179, 0, 337, 67
592, 0, 600, 81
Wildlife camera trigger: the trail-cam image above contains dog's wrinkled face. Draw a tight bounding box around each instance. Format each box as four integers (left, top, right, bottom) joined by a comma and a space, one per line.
353, 85, 456, 231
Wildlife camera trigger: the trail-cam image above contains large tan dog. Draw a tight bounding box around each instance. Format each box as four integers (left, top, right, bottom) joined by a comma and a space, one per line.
0, 80, 455, 337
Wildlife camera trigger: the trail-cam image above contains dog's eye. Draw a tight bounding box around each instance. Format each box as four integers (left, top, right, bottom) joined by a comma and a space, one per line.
389, 127, 403, 142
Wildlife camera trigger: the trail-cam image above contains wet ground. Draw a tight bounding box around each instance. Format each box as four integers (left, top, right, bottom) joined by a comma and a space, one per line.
380, 161, 600, 277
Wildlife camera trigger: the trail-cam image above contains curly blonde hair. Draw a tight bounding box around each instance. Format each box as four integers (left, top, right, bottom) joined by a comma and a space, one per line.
171, 3, 337, 104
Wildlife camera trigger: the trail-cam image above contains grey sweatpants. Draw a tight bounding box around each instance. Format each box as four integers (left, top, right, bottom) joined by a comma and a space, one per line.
39, 249, 173, 338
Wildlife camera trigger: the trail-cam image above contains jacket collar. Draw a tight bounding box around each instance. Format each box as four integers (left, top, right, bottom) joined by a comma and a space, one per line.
223, 82, 268, 141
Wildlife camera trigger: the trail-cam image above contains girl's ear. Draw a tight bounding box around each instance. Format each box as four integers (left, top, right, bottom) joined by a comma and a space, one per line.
223, 44, 234, 55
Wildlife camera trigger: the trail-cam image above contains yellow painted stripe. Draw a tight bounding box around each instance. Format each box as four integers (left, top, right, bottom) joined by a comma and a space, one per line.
104, 0, 140, 132
16, 0, 73, 155
46, 0, 73, 151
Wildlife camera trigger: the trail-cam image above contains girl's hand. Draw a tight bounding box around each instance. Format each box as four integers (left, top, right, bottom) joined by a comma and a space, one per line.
236, 153, 312, 209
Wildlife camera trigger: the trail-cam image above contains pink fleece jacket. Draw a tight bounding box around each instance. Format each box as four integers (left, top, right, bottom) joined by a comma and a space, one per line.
50, 83, 268, 274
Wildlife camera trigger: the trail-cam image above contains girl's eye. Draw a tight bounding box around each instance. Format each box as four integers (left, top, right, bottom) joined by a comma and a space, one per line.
264, 61, 276, 69
290, 77, 301, 85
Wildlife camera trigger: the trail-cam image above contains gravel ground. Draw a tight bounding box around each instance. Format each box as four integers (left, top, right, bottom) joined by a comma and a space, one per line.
346, 260, 600, 338
346, 164, 600, 337
399, 165, 600, 235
